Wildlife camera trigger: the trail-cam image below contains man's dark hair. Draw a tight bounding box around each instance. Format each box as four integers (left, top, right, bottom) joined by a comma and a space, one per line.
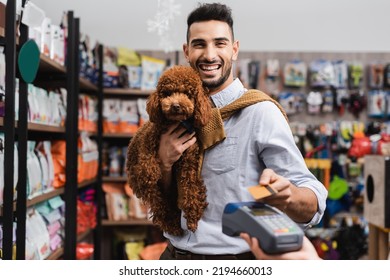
186, 3, 234, 42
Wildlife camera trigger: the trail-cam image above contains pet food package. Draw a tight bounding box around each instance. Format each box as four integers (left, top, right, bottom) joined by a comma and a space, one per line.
103, 99, 120, 133
27, 141, 43, 199
39, 17, 51, 57
119, 100, 139, 134
25, 208, 51, 259
306, 91, 323, 114
78, 133, 98, 183
278, 91, 304, 115
141, 55, 165, 90
87, 96, 98, 132
79, 34, 95, 82
125, 184, 149, 220
236, 59, 260, 89
50, 24, 65, 66
77, 195, 97, 235
103, 183, 129, 221
108, 146, 123, 177
118, 65, 129, 88
322, 90, 334, 113
50, 140, 66, 188
117, 47, 141, 66
28, 85, 51, 125
283, 60, 307, 87
266, 59, 280, 78
248, 60, 260, 89
367, 90, 387, 118
35, 196, 65, 252
128, 66, 142, 88
309, 59, 335, 88
262, 59, 281, 97
368, 62, 385, 89
47, 90, 66, 127
0, 133, 18, 206
78, 94, 98, 133
348, 62, 364, 89
137, 98, 149, 127
38, 141, 55, 193
22, 1, 45, 53
35, 147, 50, 194
332, 60, 348, 89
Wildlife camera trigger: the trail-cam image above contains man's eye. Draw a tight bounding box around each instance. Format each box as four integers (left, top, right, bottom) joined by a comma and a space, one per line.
193, 43, 204, 48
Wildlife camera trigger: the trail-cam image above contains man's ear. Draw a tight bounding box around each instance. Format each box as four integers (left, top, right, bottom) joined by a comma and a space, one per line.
183, 43, 189, 62
232, 40, 240, 61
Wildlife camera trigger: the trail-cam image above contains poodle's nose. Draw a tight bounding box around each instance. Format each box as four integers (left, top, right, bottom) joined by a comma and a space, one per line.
172, 103, 181, 112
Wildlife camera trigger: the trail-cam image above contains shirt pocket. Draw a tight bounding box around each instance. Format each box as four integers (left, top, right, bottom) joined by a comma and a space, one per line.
204, 137, 238, 174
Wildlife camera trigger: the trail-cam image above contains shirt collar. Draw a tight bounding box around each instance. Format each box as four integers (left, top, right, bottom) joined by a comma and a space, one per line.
210, 78, 247, 108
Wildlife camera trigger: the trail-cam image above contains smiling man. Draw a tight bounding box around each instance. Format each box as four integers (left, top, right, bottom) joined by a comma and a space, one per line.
153, 2, 328, 260
184, 16, 238, 94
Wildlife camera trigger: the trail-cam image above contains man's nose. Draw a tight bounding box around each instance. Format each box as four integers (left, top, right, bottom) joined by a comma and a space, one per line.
202, 46, 217, 61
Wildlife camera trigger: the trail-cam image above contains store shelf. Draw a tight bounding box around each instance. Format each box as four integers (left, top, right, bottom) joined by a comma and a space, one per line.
38, 54, 66, 74
26, 187, 65, 208
45, 247, 64, 260
37, 55, 98, 92
77, 228, 93, 242
103, 88, 153, 97
103, 132, 134, 138
78, 178, 98, 189
101, 218, 153, 226
1, 119, 65, 133
80, 77, 98, 92
27, 122, 66, 133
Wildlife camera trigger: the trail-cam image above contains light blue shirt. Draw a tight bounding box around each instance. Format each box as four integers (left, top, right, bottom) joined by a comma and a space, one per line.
165, 78, 328, 254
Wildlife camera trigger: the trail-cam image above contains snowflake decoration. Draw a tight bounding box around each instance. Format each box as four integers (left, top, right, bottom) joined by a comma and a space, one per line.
147, 0, 181, 52
147, 11, 169, 35
160, 0, 181, 21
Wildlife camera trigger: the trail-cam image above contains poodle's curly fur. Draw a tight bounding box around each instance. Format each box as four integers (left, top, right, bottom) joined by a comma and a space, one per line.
126, 65, 212, 235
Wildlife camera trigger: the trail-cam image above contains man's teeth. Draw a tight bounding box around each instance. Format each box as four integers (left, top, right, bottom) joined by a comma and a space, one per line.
201, 65, 219, 71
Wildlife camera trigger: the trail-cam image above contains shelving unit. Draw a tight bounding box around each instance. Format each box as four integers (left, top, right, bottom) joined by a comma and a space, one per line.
1, 0, 17, 260
0, 1, 101, 260
95, 46, 165, 259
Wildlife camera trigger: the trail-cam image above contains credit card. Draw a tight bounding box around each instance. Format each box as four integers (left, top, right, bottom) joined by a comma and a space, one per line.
248, 185, 278, 200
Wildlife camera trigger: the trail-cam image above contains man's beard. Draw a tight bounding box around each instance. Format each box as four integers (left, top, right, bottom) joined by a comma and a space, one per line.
202, 64, 232, 91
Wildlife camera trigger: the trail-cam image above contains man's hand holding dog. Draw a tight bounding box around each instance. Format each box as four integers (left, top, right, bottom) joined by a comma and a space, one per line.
158, 123, 196, 191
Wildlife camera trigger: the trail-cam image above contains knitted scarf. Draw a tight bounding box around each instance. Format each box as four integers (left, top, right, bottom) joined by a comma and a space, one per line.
196, 89, 287, 174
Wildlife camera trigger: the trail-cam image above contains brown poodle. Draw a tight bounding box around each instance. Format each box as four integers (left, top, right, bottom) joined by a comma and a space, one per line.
126, 65, 212, 236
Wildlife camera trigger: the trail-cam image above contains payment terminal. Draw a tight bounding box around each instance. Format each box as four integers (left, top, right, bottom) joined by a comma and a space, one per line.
222, 201, 304, 254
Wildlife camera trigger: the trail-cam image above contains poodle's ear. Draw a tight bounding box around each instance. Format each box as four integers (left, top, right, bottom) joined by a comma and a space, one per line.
146, 91, 163, 123
193, 85, 212, 127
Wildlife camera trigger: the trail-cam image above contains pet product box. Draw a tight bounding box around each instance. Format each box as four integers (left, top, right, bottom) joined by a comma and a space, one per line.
363, 155, 390, 228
